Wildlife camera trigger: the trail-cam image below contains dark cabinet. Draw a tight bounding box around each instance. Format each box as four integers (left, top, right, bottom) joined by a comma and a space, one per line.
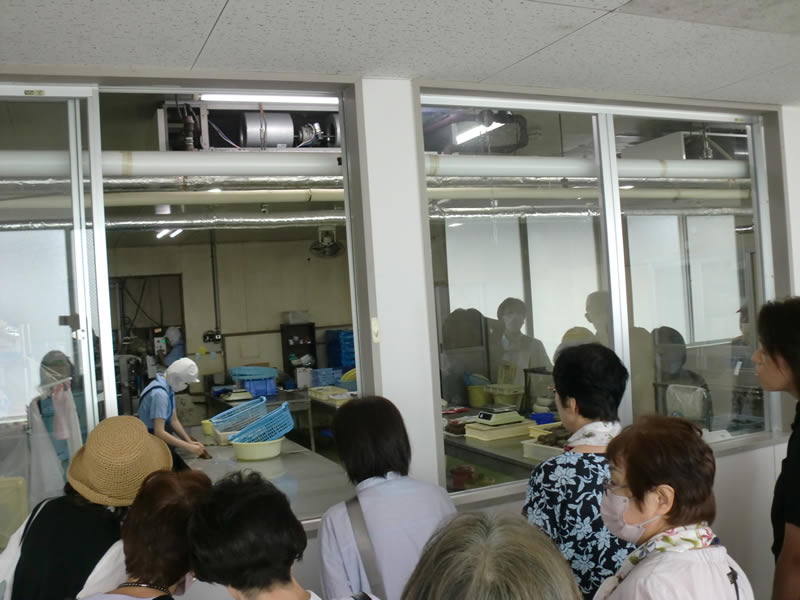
280, 323, 317, 374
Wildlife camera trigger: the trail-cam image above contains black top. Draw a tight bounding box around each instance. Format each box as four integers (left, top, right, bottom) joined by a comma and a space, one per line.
11, 495, 121, 600
772, 403, 800, 558
523, 452, 635, 599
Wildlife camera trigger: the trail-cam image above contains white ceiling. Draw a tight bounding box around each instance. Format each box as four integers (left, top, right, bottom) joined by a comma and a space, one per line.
1, 0, 800, 105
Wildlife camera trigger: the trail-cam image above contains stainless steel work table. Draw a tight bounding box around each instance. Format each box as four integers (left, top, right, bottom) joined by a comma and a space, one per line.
185, 427, 353, 522
443, 432, 541, 480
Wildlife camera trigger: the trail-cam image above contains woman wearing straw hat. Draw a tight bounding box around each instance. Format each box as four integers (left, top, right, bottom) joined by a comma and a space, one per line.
1, 416, 172, 600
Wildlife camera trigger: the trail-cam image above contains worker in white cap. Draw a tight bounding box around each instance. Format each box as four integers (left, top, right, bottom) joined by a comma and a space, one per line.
159, 326, 185, 368
137, 357, 204, 470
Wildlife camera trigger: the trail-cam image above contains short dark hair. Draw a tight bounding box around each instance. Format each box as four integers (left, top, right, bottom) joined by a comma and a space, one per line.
758, 297, 800, 390
607, 415, 716, 526
552, 343, 627, 422
497, 297, 526, 319
122, 470, 212, 588
189, 471, 306, 593
333, 396, 411, 484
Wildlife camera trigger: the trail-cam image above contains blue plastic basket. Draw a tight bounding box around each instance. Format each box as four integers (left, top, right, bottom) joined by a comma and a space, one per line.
242, 378, 277, 397
230, 366, 278, 381
209, 397, 268, 432
229, 402, 294, 443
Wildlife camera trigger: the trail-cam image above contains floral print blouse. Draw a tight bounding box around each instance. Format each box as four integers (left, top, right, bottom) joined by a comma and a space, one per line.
523, 452, 635, 599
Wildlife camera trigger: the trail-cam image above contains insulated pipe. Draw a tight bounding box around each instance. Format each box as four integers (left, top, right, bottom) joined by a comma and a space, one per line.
0, 186, 750, 210
0, 211, 346, 231
0, 151, 749, 179
0, 206, 752, 232
0, 175, 749, 193
424, 154, 750, 179
0, 151, 342, 178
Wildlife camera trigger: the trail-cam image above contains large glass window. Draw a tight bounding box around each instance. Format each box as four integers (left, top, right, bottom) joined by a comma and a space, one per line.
425, 104, 608, 490
0, 94, 104, 547
616, 117, 763, 436
98, 90, 356, 519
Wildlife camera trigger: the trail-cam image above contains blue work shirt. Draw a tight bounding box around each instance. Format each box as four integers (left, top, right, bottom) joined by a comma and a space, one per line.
137, 373, 174, 432
163, 341, 185, 367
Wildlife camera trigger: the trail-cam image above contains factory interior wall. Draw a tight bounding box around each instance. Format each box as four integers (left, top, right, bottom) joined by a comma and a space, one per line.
107, 239, 353, 378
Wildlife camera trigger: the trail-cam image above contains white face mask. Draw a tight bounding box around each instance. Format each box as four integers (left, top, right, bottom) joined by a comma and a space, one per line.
601, 489, 661, 545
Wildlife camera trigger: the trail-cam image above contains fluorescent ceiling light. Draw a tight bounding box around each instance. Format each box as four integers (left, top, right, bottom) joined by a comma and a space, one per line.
156, 229, 171, 239
200, 94, 338, 105
169, 229, 184, 238
456, 122, 504, 145
207, 188, 222, 193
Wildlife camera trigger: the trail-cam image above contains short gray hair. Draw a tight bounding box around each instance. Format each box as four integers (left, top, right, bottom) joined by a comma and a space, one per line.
402, 512, 580, 600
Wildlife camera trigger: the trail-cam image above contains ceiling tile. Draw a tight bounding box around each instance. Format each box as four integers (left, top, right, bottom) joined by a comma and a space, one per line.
620, 0, 800, 35
194, 0, 603, 80
485, 12, 800, 100
705, 62, 800, 104
0, 0, 227, 67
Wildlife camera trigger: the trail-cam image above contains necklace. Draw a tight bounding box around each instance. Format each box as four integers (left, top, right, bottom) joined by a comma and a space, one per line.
117, 581, 170, 594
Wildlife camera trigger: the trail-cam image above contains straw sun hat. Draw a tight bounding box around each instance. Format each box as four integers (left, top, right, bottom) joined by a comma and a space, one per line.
67, 415, 172, 506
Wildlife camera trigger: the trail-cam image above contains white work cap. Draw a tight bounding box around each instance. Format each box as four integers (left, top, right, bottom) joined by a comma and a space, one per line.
165, 357, 200, 392
164, 326, 182, 346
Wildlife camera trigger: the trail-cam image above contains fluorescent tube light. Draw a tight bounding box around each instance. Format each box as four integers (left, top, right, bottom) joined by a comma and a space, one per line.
207, 188, 222, 193
447, 222, 463, 228
456, 122, 504, 145
156, 229, 171, 239
200, 94, 338, 105
169, 229, 184, 238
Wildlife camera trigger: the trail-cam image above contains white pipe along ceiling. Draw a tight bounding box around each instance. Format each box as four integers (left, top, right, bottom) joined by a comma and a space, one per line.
0, 151, 750, 179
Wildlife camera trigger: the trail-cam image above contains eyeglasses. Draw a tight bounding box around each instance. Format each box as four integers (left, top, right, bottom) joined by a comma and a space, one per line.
603, 476, 628, 494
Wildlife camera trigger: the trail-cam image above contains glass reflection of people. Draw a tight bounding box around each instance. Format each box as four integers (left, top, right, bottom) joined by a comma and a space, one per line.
584, 291, 654, 416
652, 326, 711, 426
440, 308, 490, 405
554, 327, 596, 362
27, 351, 87, 503
731, 305, 762, 420
585, 291, 612, 347
489, 297, 552, 386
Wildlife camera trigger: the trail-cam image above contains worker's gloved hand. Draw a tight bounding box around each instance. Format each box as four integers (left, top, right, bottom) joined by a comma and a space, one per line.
188, 441, 206, 457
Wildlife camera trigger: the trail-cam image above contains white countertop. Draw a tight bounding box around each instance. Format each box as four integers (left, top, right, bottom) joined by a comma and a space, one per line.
185, 427, 354, 522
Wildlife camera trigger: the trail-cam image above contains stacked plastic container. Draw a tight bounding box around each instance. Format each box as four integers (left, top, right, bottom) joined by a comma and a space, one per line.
325, 330, 355, 370
230, 366, 278, 397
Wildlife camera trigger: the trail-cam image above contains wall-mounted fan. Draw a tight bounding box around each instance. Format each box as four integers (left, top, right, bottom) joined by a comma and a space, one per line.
310, 226, 344, 258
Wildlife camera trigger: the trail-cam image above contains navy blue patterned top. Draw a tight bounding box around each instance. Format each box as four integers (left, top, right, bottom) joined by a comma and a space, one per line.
523, 452, 635, 599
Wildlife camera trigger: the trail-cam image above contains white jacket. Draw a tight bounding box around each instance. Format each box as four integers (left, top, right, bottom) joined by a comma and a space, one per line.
602, 546, 754, 600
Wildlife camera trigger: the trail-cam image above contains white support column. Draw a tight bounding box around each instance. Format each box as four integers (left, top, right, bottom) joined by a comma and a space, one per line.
780, 105, 800, 293
349, 78, 444, 485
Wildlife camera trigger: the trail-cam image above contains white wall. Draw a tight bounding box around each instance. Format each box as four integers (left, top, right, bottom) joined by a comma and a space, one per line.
528, 216, 600, 358
780, 104, 800, 294
0, 231, 74, 418
686, 216, 740, 341
627, 216, 689, 334
108, 240, 353, 375
445, 217, 524, 320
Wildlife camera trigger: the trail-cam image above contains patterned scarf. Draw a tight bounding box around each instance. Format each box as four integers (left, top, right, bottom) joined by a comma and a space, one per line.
564, 420, 621, 450
593, 523, 721, 599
